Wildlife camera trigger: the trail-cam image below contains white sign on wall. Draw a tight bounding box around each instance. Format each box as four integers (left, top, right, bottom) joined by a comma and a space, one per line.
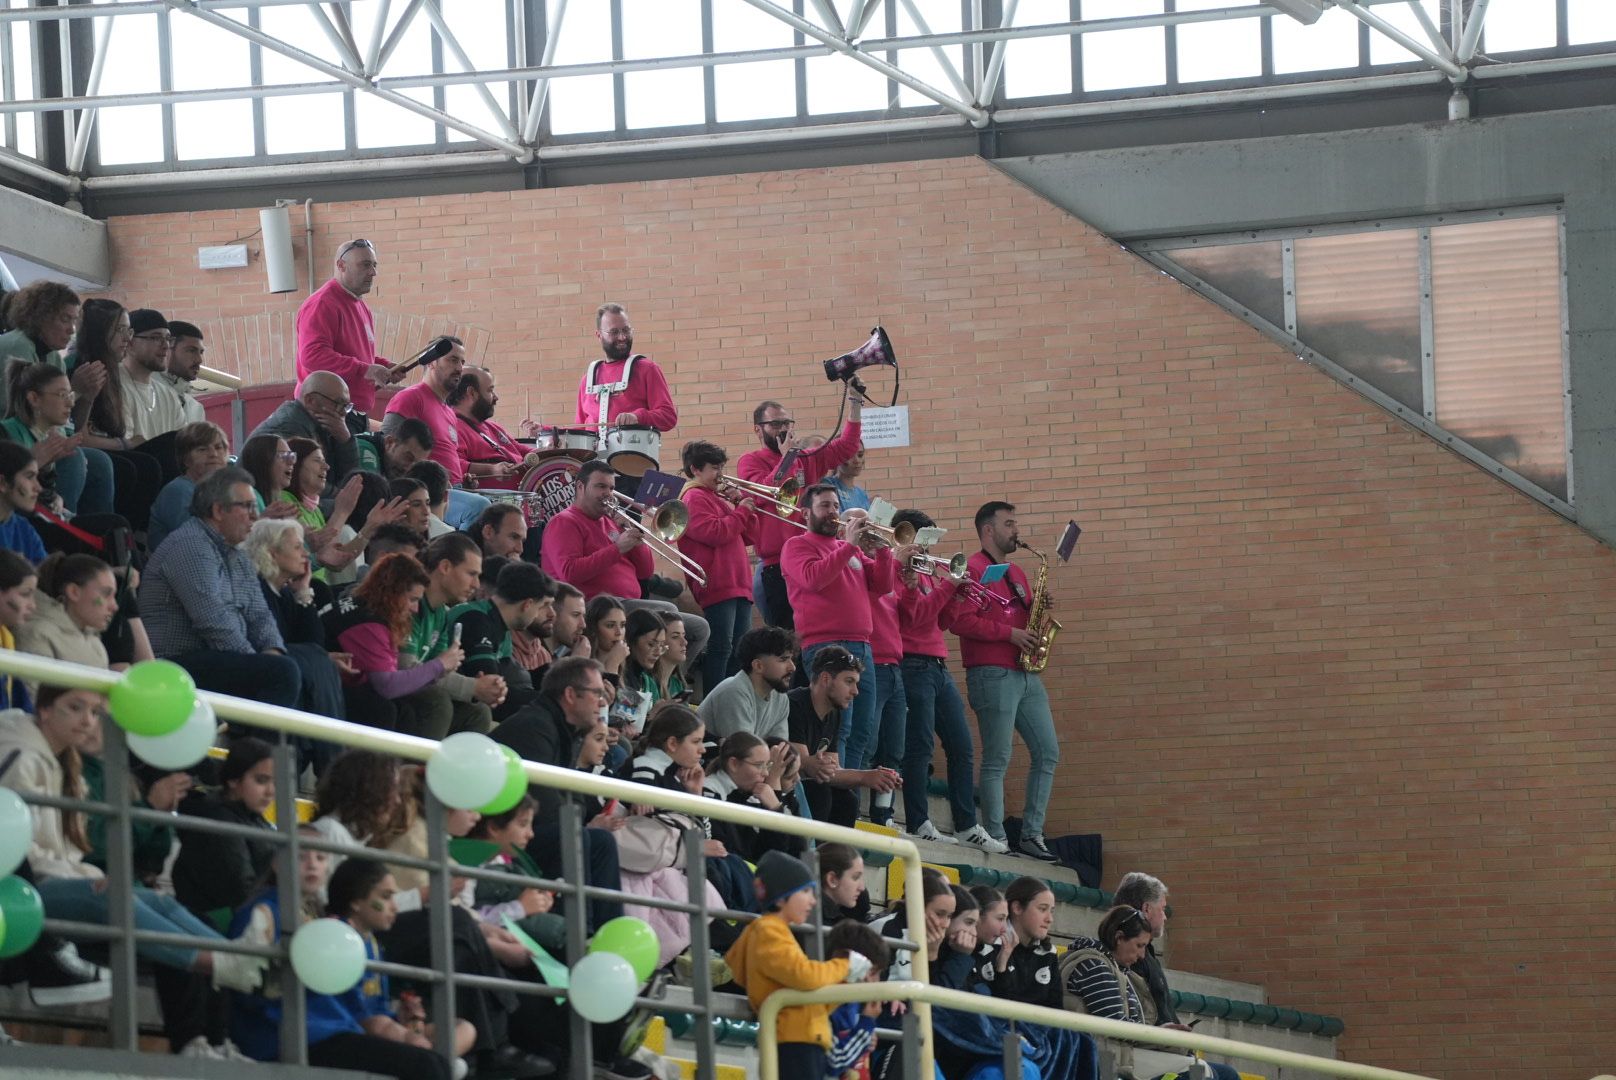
861, 405, 911, 448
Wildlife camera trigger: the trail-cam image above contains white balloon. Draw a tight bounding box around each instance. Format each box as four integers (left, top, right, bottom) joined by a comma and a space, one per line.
425, 732, 507, 810
290, 918, 368, 994
568, 952, 639, 1023
0, 788, 30, 877
126, 698, 218, 771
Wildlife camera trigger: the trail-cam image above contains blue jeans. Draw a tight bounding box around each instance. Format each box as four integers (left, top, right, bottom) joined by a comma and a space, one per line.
701, 597, 752, 694
803, 639, 876, 769
752, 562, 767, 619
447, 488, 491, 530
38, 877, 223, 970
965, 666, 1059, 841
902, 655, 976, 833
53, 446, 115, 516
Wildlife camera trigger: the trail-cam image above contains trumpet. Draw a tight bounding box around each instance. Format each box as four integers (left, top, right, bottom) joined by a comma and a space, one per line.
607, 492, 707, 588
845, 514, 915, 550
717, 474, 801, 517
909, 551, 969, 581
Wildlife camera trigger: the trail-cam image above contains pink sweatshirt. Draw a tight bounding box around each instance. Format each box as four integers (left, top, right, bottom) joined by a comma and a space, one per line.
295, 278, 388, 414
898, 576, 959, 659
870, 591, 903, 666
575, 356, 678, 432
678, 485, 757, 607
780, 530, 896, 649
949, 551, 1032, 671
384, 382, 462, 483
736, 420, 863, 566
541, 505, 655, 601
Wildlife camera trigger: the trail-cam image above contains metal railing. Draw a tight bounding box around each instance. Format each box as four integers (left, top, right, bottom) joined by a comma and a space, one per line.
0, 648, 936, 1080
757, 982, 1439, 1080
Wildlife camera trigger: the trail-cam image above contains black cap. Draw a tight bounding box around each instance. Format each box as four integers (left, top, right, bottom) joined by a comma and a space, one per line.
754, 850, 815, 910
128, 309, 168, 335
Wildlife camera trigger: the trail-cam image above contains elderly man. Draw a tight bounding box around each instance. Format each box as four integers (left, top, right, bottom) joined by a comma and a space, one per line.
450, 366, 535, 489
138, 467, 301, 707
381, 337, 489, 530
541, 459, 709, 671
247, 370, 360, 496
294, 238, 406, 417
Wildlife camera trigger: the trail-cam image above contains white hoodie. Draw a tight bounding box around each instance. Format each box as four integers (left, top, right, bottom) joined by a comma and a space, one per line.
0, 708, 102, 882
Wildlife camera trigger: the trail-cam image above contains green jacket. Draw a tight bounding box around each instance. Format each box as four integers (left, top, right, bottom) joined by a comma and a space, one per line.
81, 754, 178, 885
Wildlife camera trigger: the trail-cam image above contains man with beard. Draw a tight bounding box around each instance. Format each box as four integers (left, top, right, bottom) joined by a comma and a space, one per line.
785, 645, 900, 829
118, 309, 191, 474
508, 580, 587, 685
575, 303, 677, 435
450, 366, 537, 488
161, 320, 208, 424
380, 337, 490, 529
736, 399, 863, 629
698, 625, 796, 742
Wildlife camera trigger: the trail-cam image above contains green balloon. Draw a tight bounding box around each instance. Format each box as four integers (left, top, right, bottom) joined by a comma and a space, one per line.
0, 875, 44, 958
478, 746, 527, 816
588, 916, 658, 983
109, 660, 197, 738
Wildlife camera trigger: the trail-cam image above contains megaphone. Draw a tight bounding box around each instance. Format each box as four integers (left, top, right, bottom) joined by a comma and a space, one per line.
823, 326, 896, 384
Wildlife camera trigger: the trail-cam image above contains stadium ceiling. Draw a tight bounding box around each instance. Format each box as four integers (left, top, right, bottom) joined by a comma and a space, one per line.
1, 0, 1613, 202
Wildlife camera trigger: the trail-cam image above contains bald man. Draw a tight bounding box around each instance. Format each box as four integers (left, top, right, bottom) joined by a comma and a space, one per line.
248, 370, 360, 496
295, 238, 408, 417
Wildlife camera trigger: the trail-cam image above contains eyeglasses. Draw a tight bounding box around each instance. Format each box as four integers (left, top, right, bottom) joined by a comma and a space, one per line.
307, 390, 353, 413
337, 238, 375, 260
761, 419, 795, 430
275, 451, 297, 463
133, 332, 173, 344
574, 684, 612, 700
602, 327, 634, 338
224, 499, 257, 513
43, 388, 76, 402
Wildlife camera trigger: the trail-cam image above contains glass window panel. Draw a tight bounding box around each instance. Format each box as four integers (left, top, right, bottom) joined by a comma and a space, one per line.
258, 5, 345, 85
713, 0, 796, 121
1368, 0, 1438, 65
170, 7, 251, 91
17, 113, 37, 159
807, 52, 890, 114
1271, 5, 1359, 73
549, 0, 613, 134
99, 14, 160, 95
1175, 0, 1261, 84
1004, 0, 1072, 99
1568, 0, 1616, 44
8, 21, 37, 157
94, 105, 164, 165
625, 68, 705, 127
264, 93, 346, 154
1162, 241, 1284, 329
357, 90, 436, 148
1483, 0, 1557, 53
1431, 216, 1567, 500
1294, 230, 1423, 413
622, 0, 701, 59
1081, 0, 1166, 92
896, 0, 965, 108
442, 0, 511, 140
175, 100, 254, 159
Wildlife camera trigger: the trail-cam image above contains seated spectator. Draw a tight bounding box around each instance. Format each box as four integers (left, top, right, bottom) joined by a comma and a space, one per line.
0, 280, 80, 405
324, 552, 462, 733
786, 645, 901, 829
279, 438, 366, 577
235, 433, 300, 522
115, 309, 192, 478
447, 559, 553, 721
815, 843, 869, 923
825, 920, 890, 1080
702, 730, 802, 863
584, 594, 628, 687
0, 549, 38, 710
387, 476, 433, 542
138, 467, 303, 708
172, 738, 277, 929
148, 421, 229, 553
614, 608, 666, 754
464, 796, 565, 954
871, 868, 954, 984
490, 656, 624, 931
327, 469, 406, 589
725, 851, 869, 1078
405, 532, 499, 737
406, 459, 456, 538
241, 518, 345, 736
507, 581, 583, 686
650, 611, 690, 703
4, 360, 113, 516
15, 554, 115, 687
379, 337, 490, 530
354, 415, 433, 480
933, 885, 981, 989
66, 300, 164, 529
75, 706, 186, 888
159, 320, 208, 425
247, 370, 360, 499
361, 521, 425, 581
0, 440, 47, 562
698, 626, 795, 743
473, 502, 529, 560
0, 688, 268, 1018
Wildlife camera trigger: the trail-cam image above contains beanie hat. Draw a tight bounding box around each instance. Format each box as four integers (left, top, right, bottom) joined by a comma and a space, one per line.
753, 850, 815, 910
128, 309, 169, 335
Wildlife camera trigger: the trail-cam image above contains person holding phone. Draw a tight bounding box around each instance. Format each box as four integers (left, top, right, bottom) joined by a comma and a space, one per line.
784, 645, 900, 829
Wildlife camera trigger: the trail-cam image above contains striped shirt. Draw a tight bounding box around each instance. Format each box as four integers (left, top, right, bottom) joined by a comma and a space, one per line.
139, 517, 285, 657
1062, 936, 1145, 1022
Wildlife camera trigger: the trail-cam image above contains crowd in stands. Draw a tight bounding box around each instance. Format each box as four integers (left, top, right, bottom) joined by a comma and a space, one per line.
0, 274, 1226, 1080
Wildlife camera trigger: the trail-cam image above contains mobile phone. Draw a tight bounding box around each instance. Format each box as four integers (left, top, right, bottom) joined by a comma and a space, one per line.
814, 738, 831, 754
1187, 1019, 1202, 1029
452, 622, 463, 644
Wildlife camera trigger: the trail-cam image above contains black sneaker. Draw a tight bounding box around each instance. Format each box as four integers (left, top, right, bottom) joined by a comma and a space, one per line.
1017, 835, 1059, 863
27, 943, 112, 1006
593, 1057, 653, 1080
474, 1044, 557, 1078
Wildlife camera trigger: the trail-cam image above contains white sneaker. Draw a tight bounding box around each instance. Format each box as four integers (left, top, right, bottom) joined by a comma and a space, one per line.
210, 949, 269, 993
180, 1036, 225, 1059
452, 1057, 470, 1080
215, 1038, 255, 1062
956, 826, 1010, 855
909, 820, 958, 845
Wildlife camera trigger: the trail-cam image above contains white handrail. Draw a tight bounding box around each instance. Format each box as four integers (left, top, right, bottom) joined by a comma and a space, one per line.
757, 982, 1436, 1080
0, 648, 937, 1077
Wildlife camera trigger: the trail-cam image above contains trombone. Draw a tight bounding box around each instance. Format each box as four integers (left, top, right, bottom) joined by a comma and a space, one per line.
608, 492, 708, 588
717, 474, 801, 518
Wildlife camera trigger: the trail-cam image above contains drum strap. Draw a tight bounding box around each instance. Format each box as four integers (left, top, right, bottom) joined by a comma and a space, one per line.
586, 354, 642, 438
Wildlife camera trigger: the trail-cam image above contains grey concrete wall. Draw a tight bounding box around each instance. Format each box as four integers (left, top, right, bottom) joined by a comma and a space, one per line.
996, 105, 1616, 544
0, 184, 110, 286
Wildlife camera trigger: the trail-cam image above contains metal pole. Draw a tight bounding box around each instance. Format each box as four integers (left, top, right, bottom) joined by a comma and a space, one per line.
897, 0, 972, 102
66, 14, 111, 174
1335, 0, 1465, 77
978, 0, 1019, 106
806, 0, 845, 38
1404, 0, 1451, 59
559, 801, 592, 1080
100, 722, 140, 1051
326, 2, 364, 68
373, 0, 427, 75
364, 0, 392, 74
520, 0, 567, 145
305, 2, 364, 73
845, 0, 875, 40
424, 792, 459, 1062
273, 738, 309, 1066
55, 1, 74, 173
1455, 0, 1489, 63
422, 0, 521, 141
683, 827, 716, 1080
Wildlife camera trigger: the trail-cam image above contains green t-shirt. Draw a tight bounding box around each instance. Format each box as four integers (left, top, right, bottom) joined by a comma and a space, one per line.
408, 599, 452, 661
447, 599, 514, 675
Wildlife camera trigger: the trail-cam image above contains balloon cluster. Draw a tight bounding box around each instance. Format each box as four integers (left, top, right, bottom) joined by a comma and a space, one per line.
425, 733, 526, 814
0, 789, 41, 957
570, 916, 658, 1023
110, 660, 216, 770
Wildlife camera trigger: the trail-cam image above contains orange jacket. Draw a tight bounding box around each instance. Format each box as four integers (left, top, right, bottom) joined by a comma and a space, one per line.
725, 912, 851, 1049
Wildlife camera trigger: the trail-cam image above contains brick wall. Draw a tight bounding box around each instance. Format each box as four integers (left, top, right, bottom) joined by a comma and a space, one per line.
101, 158, 1616, 1077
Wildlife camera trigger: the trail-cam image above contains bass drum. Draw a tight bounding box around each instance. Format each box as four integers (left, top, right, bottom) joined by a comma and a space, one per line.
517, 456, 584, 531
602, 425, 661, 478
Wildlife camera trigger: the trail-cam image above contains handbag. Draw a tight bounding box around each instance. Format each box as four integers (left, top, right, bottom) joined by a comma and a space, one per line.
613, 811, 699, 874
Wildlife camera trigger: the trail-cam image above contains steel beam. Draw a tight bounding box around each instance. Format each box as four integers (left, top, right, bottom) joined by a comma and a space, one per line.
0, 0, 320, 21
67, 14, 112, 175
373, 0, 426, 74
306, 2, 363, 72
807, 0, 845, 39
1336, 1, 1465, 78
325, 2, 365, 70
846, 0, 882, 41
520, 0, 568, 145
364, 0, 392, 74
421, 0, 520, 141
737, 0, 988, 125
897, 0, 972, 104
1455, 0, 1490, 63
978, 0, 1020, 106
1406, 0, 1452, 59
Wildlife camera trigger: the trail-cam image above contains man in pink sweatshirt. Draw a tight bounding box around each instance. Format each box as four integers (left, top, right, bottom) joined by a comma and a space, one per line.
575, 303, 679, 433
295, 239, 405, 417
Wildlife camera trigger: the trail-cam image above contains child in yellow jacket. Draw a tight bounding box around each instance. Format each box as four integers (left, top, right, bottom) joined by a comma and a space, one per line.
725, 850, 873, 1078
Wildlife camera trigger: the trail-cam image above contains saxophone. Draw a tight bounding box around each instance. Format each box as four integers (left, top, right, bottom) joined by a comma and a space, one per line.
1016, 541, 1062, 673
